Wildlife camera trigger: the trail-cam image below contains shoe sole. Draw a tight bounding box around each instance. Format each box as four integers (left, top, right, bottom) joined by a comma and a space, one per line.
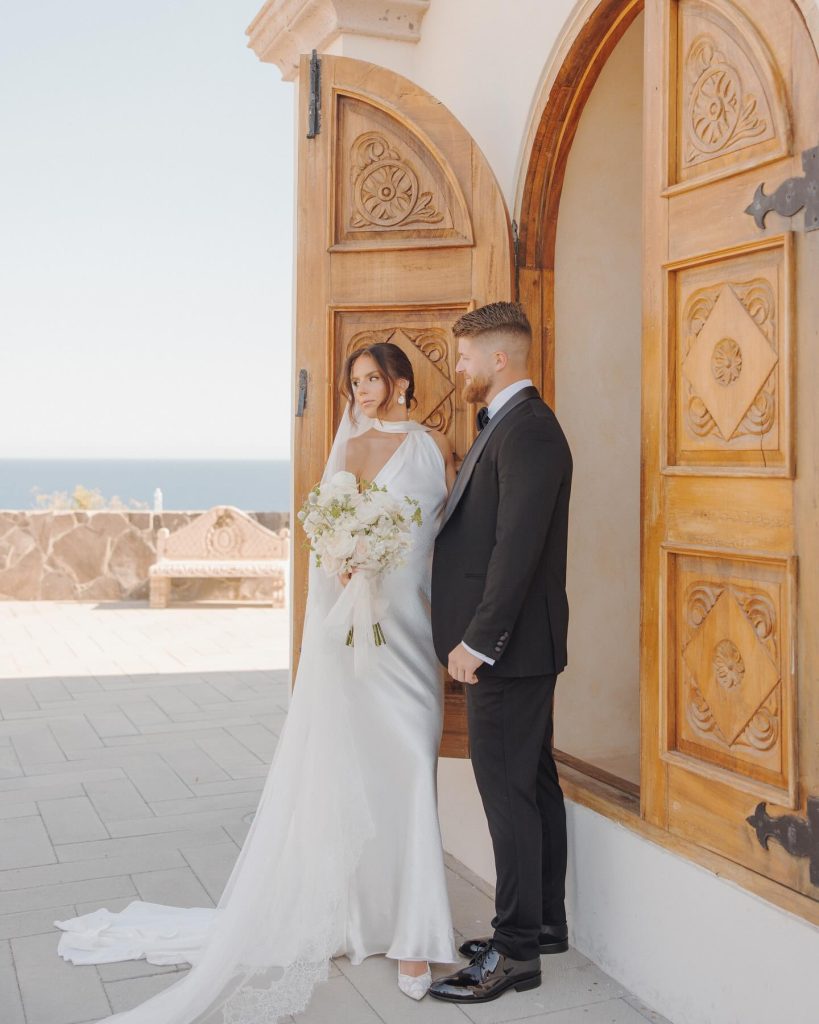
428, 972, 542, 1003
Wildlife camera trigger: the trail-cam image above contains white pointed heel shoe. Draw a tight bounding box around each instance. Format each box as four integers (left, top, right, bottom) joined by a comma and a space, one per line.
397, 963, 432, 1000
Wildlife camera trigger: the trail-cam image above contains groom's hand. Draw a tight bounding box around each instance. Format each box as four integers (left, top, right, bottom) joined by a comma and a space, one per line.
448, 644, 481, 685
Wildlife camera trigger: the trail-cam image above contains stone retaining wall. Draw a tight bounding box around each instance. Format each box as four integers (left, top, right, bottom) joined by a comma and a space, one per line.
0, 510, 290, 603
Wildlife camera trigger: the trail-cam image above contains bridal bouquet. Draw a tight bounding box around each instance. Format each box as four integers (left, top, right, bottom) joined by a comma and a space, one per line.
298, 470, 422, 675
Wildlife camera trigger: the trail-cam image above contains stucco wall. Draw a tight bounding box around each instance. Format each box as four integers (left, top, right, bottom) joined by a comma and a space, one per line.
323, 0, 578, 208
552, 12, 644, 783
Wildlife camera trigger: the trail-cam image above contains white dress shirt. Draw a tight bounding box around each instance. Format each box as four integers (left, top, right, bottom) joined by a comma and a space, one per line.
461, 378, 534, 666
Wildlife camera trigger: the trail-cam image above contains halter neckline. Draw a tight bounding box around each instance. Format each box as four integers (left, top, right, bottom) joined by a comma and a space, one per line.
371, 418, 429, 434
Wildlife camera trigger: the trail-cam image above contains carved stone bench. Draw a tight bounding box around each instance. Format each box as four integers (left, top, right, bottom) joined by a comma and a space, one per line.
149, 506, 290, 608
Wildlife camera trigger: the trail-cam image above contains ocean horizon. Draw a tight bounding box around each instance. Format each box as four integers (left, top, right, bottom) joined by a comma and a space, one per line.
0, 459, 292, 513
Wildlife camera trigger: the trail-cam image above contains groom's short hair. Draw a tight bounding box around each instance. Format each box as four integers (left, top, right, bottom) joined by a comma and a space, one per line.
452, 302, 532, 360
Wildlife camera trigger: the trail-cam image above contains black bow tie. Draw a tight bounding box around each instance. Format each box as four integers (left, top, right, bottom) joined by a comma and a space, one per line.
476, 407, 490, 431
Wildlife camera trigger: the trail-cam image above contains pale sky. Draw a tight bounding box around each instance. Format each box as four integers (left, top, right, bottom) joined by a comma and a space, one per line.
0, 0, 295, 459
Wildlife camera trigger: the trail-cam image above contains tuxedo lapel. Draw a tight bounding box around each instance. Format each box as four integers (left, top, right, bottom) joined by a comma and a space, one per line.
440, 385, 539, 529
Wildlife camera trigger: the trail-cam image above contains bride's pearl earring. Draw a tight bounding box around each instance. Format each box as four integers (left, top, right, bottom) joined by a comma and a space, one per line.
398, 393, 406, 405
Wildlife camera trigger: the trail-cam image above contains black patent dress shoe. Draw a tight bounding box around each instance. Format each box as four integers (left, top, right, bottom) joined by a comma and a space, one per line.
427, 944, 541, 1003
458, 922, 569, 960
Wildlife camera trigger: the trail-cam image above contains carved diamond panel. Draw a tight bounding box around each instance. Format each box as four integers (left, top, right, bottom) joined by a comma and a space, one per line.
682, 585, 778, 744
681, 284, 778, 441
666, 549, 794, 795
331, 306, 469, 457
674, 1, 789, 185
332, 94, 472, 249
669, 244, 791, 473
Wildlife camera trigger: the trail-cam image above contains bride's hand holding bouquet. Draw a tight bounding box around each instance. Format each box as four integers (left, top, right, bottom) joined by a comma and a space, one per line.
298, 469, 422, 675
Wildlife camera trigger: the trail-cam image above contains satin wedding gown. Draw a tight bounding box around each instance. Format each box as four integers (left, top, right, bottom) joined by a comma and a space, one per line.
54, 415, 458, 1023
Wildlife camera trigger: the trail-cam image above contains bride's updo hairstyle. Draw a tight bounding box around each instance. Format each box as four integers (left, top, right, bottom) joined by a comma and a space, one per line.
340, 342, 417, 419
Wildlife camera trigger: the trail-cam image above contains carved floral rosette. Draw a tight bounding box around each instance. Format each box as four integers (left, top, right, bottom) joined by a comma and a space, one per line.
684, 33, 771, 168
350, 132, 445, 231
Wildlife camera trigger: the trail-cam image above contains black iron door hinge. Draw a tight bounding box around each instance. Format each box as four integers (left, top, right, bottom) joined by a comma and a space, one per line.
747, 797, 819, 887
307, 49, 321, 139
296, 369, 308, 417
745, 143, 819, 232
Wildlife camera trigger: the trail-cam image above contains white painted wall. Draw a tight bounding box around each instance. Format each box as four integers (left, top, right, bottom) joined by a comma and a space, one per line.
566, 802, 819, 1024
323, 0, 580, 205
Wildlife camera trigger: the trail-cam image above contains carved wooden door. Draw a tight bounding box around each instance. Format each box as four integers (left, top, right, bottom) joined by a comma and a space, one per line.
643, 0, 819, 898
292, 55, 513, 756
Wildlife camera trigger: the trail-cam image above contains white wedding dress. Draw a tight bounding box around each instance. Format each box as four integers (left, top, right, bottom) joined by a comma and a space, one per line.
54, 413, 458, 1023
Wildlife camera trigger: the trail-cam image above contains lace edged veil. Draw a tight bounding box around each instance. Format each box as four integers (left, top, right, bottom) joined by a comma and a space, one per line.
91, 403, 394, 1024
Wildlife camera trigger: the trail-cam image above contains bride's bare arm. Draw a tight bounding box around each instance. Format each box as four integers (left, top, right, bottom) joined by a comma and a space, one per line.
429, 430, 457, 494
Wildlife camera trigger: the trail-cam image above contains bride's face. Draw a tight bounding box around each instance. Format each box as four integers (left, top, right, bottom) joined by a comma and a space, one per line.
350, 354, 389, 418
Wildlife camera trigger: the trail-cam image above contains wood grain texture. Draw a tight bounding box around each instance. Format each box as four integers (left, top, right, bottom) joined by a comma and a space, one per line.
292, 55, 513, 758
644, 0, 817, 903
517, 0, 819, 913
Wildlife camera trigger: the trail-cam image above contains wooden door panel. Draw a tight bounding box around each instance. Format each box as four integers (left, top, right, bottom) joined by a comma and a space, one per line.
671, 0, 791, 188
328, 249, 473, 304
644, 0, 819, 901
666, 766, 803, 890
665, 476, 792, 552
331, 93, 473, 250
665, 237, 793, 473
666, 160, 796, 256
293, 55, 513, 758
662, 547, 797, 804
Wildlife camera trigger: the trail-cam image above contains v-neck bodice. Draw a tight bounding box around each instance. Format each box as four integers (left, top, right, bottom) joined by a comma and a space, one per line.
364, 422, 448, 549
363, 419, 439, 487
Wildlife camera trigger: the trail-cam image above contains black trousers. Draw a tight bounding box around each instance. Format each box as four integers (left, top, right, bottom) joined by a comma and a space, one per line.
466, 671, 567, 961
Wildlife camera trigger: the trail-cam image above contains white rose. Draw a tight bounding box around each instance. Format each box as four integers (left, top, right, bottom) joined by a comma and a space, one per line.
356, 500, 385, 525
324, 529, 357, 563
329, 471, 358, 496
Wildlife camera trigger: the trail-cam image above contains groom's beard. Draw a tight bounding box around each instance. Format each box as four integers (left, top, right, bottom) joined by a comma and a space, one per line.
461, 372, 493, 405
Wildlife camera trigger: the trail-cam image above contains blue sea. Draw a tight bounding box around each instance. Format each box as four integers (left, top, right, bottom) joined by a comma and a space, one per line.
0, 459, 292, 513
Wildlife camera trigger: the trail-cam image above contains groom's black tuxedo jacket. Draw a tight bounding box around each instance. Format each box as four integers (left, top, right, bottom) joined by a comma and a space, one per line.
431, 386, 572, 679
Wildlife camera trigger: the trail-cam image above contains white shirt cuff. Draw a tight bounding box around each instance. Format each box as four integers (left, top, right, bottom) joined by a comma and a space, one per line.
462, 641, 496, 666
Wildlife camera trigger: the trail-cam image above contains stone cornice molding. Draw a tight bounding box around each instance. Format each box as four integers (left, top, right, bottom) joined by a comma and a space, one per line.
246, 0, 430, 80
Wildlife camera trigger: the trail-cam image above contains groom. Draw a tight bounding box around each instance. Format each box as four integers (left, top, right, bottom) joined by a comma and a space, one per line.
429, 302, 572, 1004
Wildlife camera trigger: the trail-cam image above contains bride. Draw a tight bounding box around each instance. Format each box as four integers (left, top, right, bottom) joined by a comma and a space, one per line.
54, 341, 460, 1021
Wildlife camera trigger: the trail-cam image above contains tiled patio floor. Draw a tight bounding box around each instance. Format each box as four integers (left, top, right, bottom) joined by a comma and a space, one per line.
0, 601, 672, 1024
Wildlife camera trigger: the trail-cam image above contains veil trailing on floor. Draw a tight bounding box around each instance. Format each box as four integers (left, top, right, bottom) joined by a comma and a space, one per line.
55, 403, 400, 1024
